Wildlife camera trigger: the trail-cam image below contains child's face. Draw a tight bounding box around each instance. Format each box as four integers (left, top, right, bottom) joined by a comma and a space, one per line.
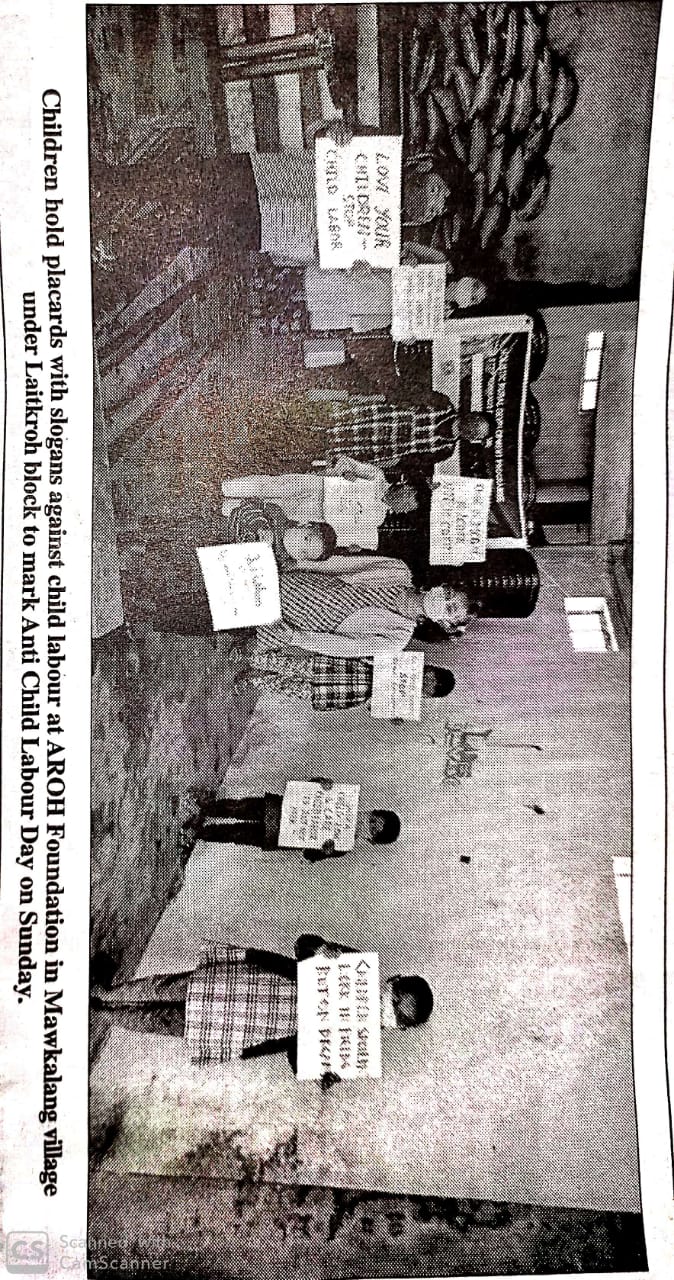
283, 525, 324, 561
379, 980, 416, 1029
356, 811, 385, 842
404, 171, 451, 224
423, 587, 471, 633
379, 982, 398, 1029
366, 811, 386, 842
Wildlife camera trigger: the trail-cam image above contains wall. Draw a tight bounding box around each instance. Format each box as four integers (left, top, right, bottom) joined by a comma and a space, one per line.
504, 2, 660, 287
533, 301, 636, 488
91, 548, 639, 1213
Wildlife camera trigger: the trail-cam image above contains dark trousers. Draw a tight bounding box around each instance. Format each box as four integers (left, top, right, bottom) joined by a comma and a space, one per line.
91, 971, 191, 1037
200, 795, 282, 849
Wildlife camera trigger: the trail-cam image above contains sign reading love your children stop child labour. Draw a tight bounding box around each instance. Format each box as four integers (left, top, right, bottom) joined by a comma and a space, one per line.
196, 542, 281, 631
370, 651, 425, 721
315, 135, 402, 269
430, 475, 493, 567
278, 782, 361, 851
297, 952, 382, 1080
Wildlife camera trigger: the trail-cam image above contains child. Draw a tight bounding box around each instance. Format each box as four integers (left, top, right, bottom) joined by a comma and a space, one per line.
224, 496, 338, 568
240, 651, 456, 713
193, 788, 400, 862
91, 934, 434, 1080
222, 457, 421, 550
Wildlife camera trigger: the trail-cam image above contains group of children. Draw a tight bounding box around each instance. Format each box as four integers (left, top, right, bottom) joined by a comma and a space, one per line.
94, 121, 513, 1085
95, 402, 475, 1081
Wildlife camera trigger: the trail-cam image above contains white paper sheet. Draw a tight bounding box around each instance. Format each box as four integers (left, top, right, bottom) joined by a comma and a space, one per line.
297, 952, 382, 1080
278, 781, 360, 851
196, 542, 281, 631
322, 476, 386, 549
391, 264, 446, 341
429, 477, 493, 567
370, 652, 425, 721
315, 135, 402, 269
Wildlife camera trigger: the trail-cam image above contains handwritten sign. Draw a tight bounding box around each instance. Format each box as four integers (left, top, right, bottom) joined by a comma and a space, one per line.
391, 265, 446, 341
196, 542, 281, 631
323, 477, 386, 550
315, 135, 402, 269
278, 782, 361, 852
297, 952, 382, 1080
370, 652, 425, 721
429, 476, 493, 566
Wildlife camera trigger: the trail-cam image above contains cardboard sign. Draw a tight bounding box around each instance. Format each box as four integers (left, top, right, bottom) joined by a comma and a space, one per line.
315, 135, 402, 269
323, 476, 386, 550
196, 542, 281, 631
429, 477, 493, 567
297, 952, 382, 1080
278, 782, 361, 851
370, 652, 425, 721
391, 264, 447, 341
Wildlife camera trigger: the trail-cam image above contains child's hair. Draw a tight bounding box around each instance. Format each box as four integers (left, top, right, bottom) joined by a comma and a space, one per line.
391, 975, 434, 1028
308, 521, 338, 560
425, 666, 456, 697
370, 809, 401, 845
414, 578, 480, 641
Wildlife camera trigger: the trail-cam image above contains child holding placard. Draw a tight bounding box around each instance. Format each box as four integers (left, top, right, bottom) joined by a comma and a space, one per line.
190, 784, 400, 861
238, 649, 455, 713
91, 935, 433, 1080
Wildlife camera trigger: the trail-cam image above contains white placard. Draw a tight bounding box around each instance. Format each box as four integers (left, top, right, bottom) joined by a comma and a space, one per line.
370, 652, 425, 721
315, 135, 402, 269
391, 264, 447, 341
279, 782, 361, 851
297, 952, 382, 1080
323, 476, 386, 550
430, 477, 493, 566
196, 542, 281, 631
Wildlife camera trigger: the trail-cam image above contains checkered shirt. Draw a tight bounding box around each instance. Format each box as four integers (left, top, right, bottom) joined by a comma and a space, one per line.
327, 402, 456, 470
185, 944, 297, 1064
280, 571, 406, 634
310, 655, 373, 710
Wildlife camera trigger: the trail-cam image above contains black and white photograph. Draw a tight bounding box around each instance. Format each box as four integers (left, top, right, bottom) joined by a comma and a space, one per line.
0, 2, 672, 1278
82, 4, 659, 1274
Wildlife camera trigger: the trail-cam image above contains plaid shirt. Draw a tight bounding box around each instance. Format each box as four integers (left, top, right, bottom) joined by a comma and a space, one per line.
185, 944, 297, 1064
280, 571, 407, 634
311, 655, 373, 710
327, 402, 456, 471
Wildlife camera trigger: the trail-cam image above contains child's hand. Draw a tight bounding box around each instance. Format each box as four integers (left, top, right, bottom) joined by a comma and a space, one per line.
323, 119, 352, 147
320, 1071, 341, 1091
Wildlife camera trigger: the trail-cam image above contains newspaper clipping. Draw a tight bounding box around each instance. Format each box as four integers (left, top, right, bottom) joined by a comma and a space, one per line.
0, 2, 673, 1278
